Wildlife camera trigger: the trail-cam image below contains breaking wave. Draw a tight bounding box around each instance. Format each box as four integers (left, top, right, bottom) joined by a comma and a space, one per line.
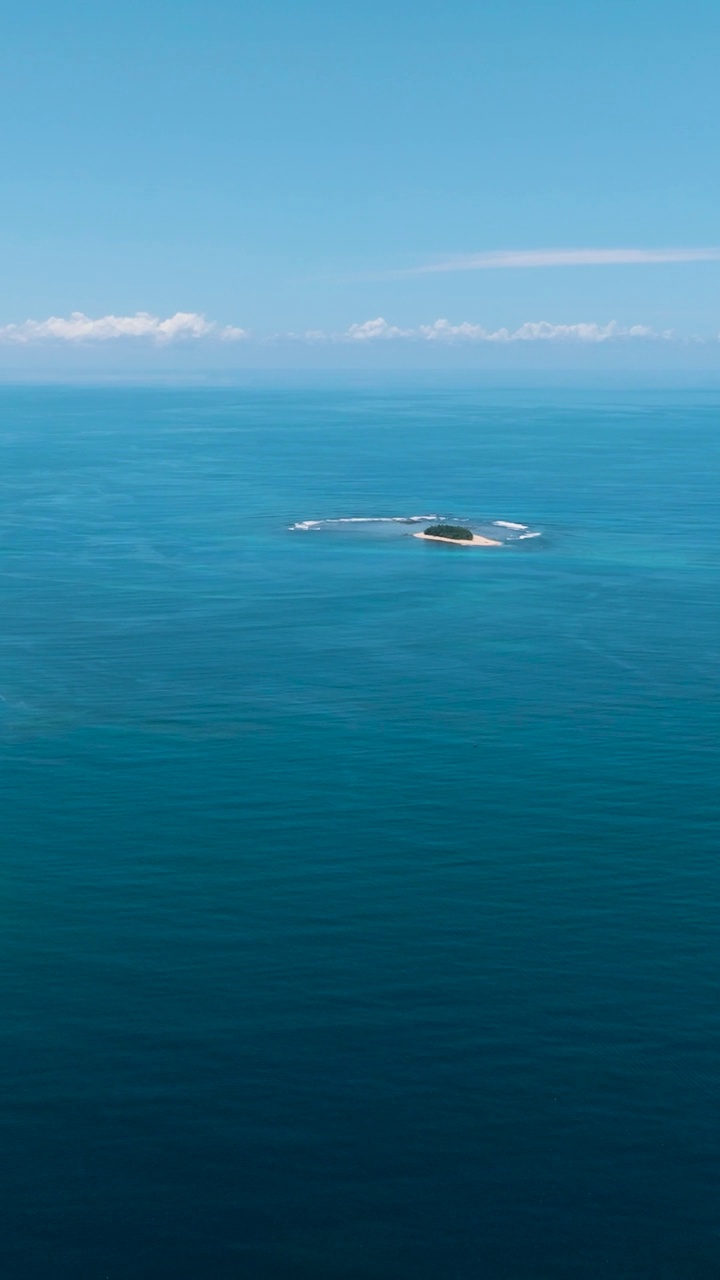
289, 515, 440, 530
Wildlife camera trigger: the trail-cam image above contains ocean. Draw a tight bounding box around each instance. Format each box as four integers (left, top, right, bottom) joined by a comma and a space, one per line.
1, 384, 719, 1278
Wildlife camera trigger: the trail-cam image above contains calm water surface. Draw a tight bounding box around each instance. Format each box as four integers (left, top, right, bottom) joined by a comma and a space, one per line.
1, 386, 719, 1278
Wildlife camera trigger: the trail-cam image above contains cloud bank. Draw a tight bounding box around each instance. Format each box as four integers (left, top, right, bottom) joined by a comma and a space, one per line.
0, 312, 248, 343
0, 311, 708, 348
333, 318, 676, 343
396, 247, 720, 276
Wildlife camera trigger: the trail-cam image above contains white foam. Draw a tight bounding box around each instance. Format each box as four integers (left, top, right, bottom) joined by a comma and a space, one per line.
328, 515, 440, 524
289, 516, 542, 542
291, 515, 439, 529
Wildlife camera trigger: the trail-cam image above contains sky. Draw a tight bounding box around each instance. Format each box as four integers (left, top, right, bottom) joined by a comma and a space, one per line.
2, 0, 720, 372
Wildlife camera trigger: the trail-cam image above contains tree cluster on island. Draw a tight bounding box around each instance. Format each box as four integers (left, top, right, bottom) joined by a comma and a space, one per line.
423, 524, 474, 541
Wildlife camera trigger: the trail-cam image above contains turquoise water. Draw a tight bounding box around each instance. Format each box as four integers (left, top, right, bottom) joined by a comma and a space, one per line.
1, 385, 719, 1278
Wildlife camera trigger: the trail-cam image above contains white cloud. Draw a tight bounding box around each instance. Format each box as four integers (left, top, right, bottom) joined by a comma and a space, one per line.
345, 317, 413, 340
337, 318, 675, 343
0, 311, 249, 344
397, 247, 720, 276
486, 320, 670, 343
418, 319, 488, 340
218, 324, 249, 342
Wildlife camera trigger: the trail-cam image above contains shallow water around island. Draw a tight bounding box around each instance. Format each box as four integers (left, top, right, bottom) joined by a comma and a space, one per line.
1, 384, 720, 1278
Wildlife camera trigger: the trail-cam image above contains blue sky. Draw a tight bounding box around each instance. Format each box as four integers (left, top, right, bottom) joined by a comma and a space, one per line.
2, 0, 720, 369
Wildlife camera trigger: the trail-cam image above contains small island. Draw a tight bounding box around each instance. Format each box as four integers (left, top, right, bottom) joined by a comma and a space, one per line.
414, 523, 501, 547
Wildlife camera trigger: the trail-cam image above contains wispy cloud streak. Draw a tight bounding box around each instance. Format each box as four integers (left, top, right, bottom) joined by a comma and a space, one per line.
393, 248, 720, 276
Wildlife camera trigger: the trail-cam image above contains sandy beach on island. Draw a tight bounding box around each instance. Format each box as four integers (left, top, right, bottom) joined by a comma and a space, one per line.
413, 532, 502, 547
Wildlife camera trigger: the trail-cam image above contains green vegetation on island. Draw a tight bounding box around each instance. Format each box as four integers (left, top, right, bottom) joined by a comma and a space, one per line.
423, 524, 474, 541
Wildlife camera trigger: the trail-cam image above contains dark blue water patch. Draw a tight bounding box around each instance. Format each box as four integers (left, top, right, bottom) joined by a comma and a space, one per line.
0, 386, 719, 1278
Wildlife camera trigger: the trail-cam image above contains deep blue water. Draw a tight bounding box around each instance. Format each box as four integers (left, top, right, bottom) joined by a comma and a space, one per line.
1, 385, 719, 1278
